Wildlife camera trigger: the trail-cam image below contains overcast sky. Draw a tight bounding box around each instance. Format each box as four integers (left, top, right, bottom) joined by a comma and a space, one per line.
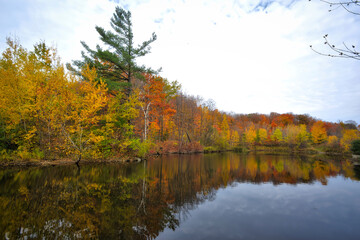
0, 0, 359, 123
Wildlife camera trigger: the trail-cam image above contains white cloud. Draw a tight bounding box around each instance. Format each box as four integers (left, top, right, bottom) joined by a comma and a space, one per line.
0, 0, 359, 123
0, 0, 117, 63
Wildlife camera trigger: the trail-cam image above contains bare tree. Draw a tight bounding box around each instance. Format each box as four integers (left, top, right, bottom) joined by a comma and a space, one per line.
310, 0, 360, 60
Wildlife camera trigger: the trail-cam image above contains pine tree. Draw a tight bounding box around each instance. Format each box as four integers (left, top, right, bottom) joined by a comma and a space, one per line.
67, 6, 157, 95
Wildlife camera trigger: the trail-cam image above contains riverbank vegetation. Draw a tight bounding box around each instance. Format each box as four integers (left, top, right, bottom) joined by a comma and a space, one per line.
1, 7, 360, 163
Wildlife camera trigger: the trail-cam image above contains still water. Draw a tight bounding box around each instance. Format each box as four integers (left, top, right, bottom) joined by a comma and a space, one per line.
1, 153, 360, 239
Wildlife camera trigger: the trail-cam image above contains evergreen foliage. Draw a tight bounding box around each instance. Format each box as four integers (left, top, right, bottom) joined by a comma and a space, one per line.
351, 140, 360, 155
67, 6, 157, 95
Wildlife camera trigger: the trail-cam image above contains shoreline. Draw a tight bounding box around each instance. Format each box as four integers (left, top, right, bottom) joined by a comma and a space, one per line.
0, 148, 358, 168
0, 158, 129, 169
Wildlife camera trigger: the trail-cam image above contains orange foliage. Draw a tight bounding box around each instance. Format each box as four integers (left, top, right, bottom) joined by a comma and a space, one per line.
311, 121, 328, 144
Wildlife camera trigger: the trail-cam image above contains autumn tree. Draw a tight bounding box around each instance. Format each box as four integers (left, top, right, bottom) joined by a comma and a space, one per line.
199, 100, 217, 146
0, 38, 64, 159
311, 121, 328, 144
55, 67, 108, 163
0, 38, 147, 162
256, 128, 268, 144
220, 115, 230, 140
295, 114, 316, 126
328, 135, 339, 145
35, 52, 71, 158
341, 129, 360, 150
274, 114, 294, 127
327, 135, 340, 151
244, 124, 257, 146
283, 124, 308, 148
230, 130, 240, 147
105, 91, 141, 154
173, 92, 202, 150
67, 6, 158, 95
271, 128, 283, 143
215, 114, 230, 149
138, 74, 177, 141
297, 124, 309, 147
0, 38, 37, 156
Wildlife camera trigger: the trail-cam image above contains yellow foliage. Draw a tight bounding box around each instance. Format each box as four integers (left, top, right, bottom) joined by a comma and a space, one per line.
328, 135, 338, 146
50, 66, 109, 156
259, 161, 268, 173
311, 121, 328, 144
220, 115, 230, 141
0, 41, 109, 158
0, 39, 64, 156
230, 130, 240, 146
283, 124, 308, 146
257, 128, 267, 144
297, 124, 308, 143
271, 128, 283, 142
245, 124, 257, 145
341, 129, 360, 151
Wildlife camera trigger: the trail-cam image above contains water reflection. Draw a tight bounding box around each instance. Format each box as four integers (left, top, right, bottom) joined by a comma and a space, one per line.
0, 153, 358, 239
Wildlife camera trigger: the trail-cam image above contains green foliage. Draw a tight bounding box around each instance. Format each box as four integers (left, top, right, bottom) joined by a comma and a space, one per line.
108, 92, 140, 152
231, 146, 244, 152
215, 134, 229, 150
351, 140, 360, 155
1, 37, 357, 161
0, 117, 17, 151
92, 138, 114, 159
271, 128, 283, 143
33, 147, 45, 159
15, 146, 44, 160
297, 124, 309, 148
129, 139, 154, 158
283, 124, 309, 149
67, 6, 157, 94
200, 125, 217, 147
203, 146, 220, 153
256, 128, 267, 144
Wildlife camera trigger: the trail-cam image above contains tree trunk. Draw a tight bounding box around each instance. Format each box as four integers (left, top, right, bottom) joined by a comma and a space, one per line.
75, 154, 81, 168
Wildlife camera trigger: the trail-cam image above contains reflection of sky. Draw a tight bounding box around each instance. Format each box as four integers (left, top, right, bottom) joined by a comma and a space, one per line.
157, 177, 360, 240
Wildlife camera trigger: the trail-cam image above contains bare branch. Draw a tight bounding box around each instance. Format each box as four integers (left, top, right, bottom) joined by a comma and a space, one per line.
309, 1, 359, 60
320, 0, 360, 15
61, 124, 79, 151
310, 34, 360, 60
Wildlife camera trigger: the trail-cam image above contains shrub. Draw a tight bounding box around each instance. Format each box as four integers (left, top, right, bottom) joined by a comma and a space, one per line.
232, 146, 244, 152
203, 146, 219, 153
130, 139, 154, 158
351, 140, 360, 155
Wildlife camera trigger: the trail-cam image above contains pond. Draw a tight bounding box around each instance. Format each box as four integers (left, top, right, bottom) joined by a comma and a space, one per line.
1, 153, 360, 239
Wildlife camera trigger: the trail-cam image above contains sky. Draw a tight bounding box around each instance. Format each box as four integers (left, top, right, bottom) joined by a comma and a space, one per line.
0, 0, 359, 123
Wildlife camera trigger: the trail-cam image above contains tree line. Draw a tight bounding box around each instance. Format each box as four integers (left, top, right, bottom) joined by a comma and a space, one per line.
0, 6, 359, 162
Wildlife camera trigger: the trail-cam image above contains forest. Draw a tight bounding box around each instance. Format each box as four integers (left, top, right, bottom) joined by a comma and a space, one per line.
0, 6, 360, 163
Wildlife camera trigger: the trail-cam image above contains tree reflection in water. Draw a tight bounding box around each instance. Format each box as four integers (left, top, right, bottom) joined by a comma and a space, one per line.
0, 153, 358, 239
